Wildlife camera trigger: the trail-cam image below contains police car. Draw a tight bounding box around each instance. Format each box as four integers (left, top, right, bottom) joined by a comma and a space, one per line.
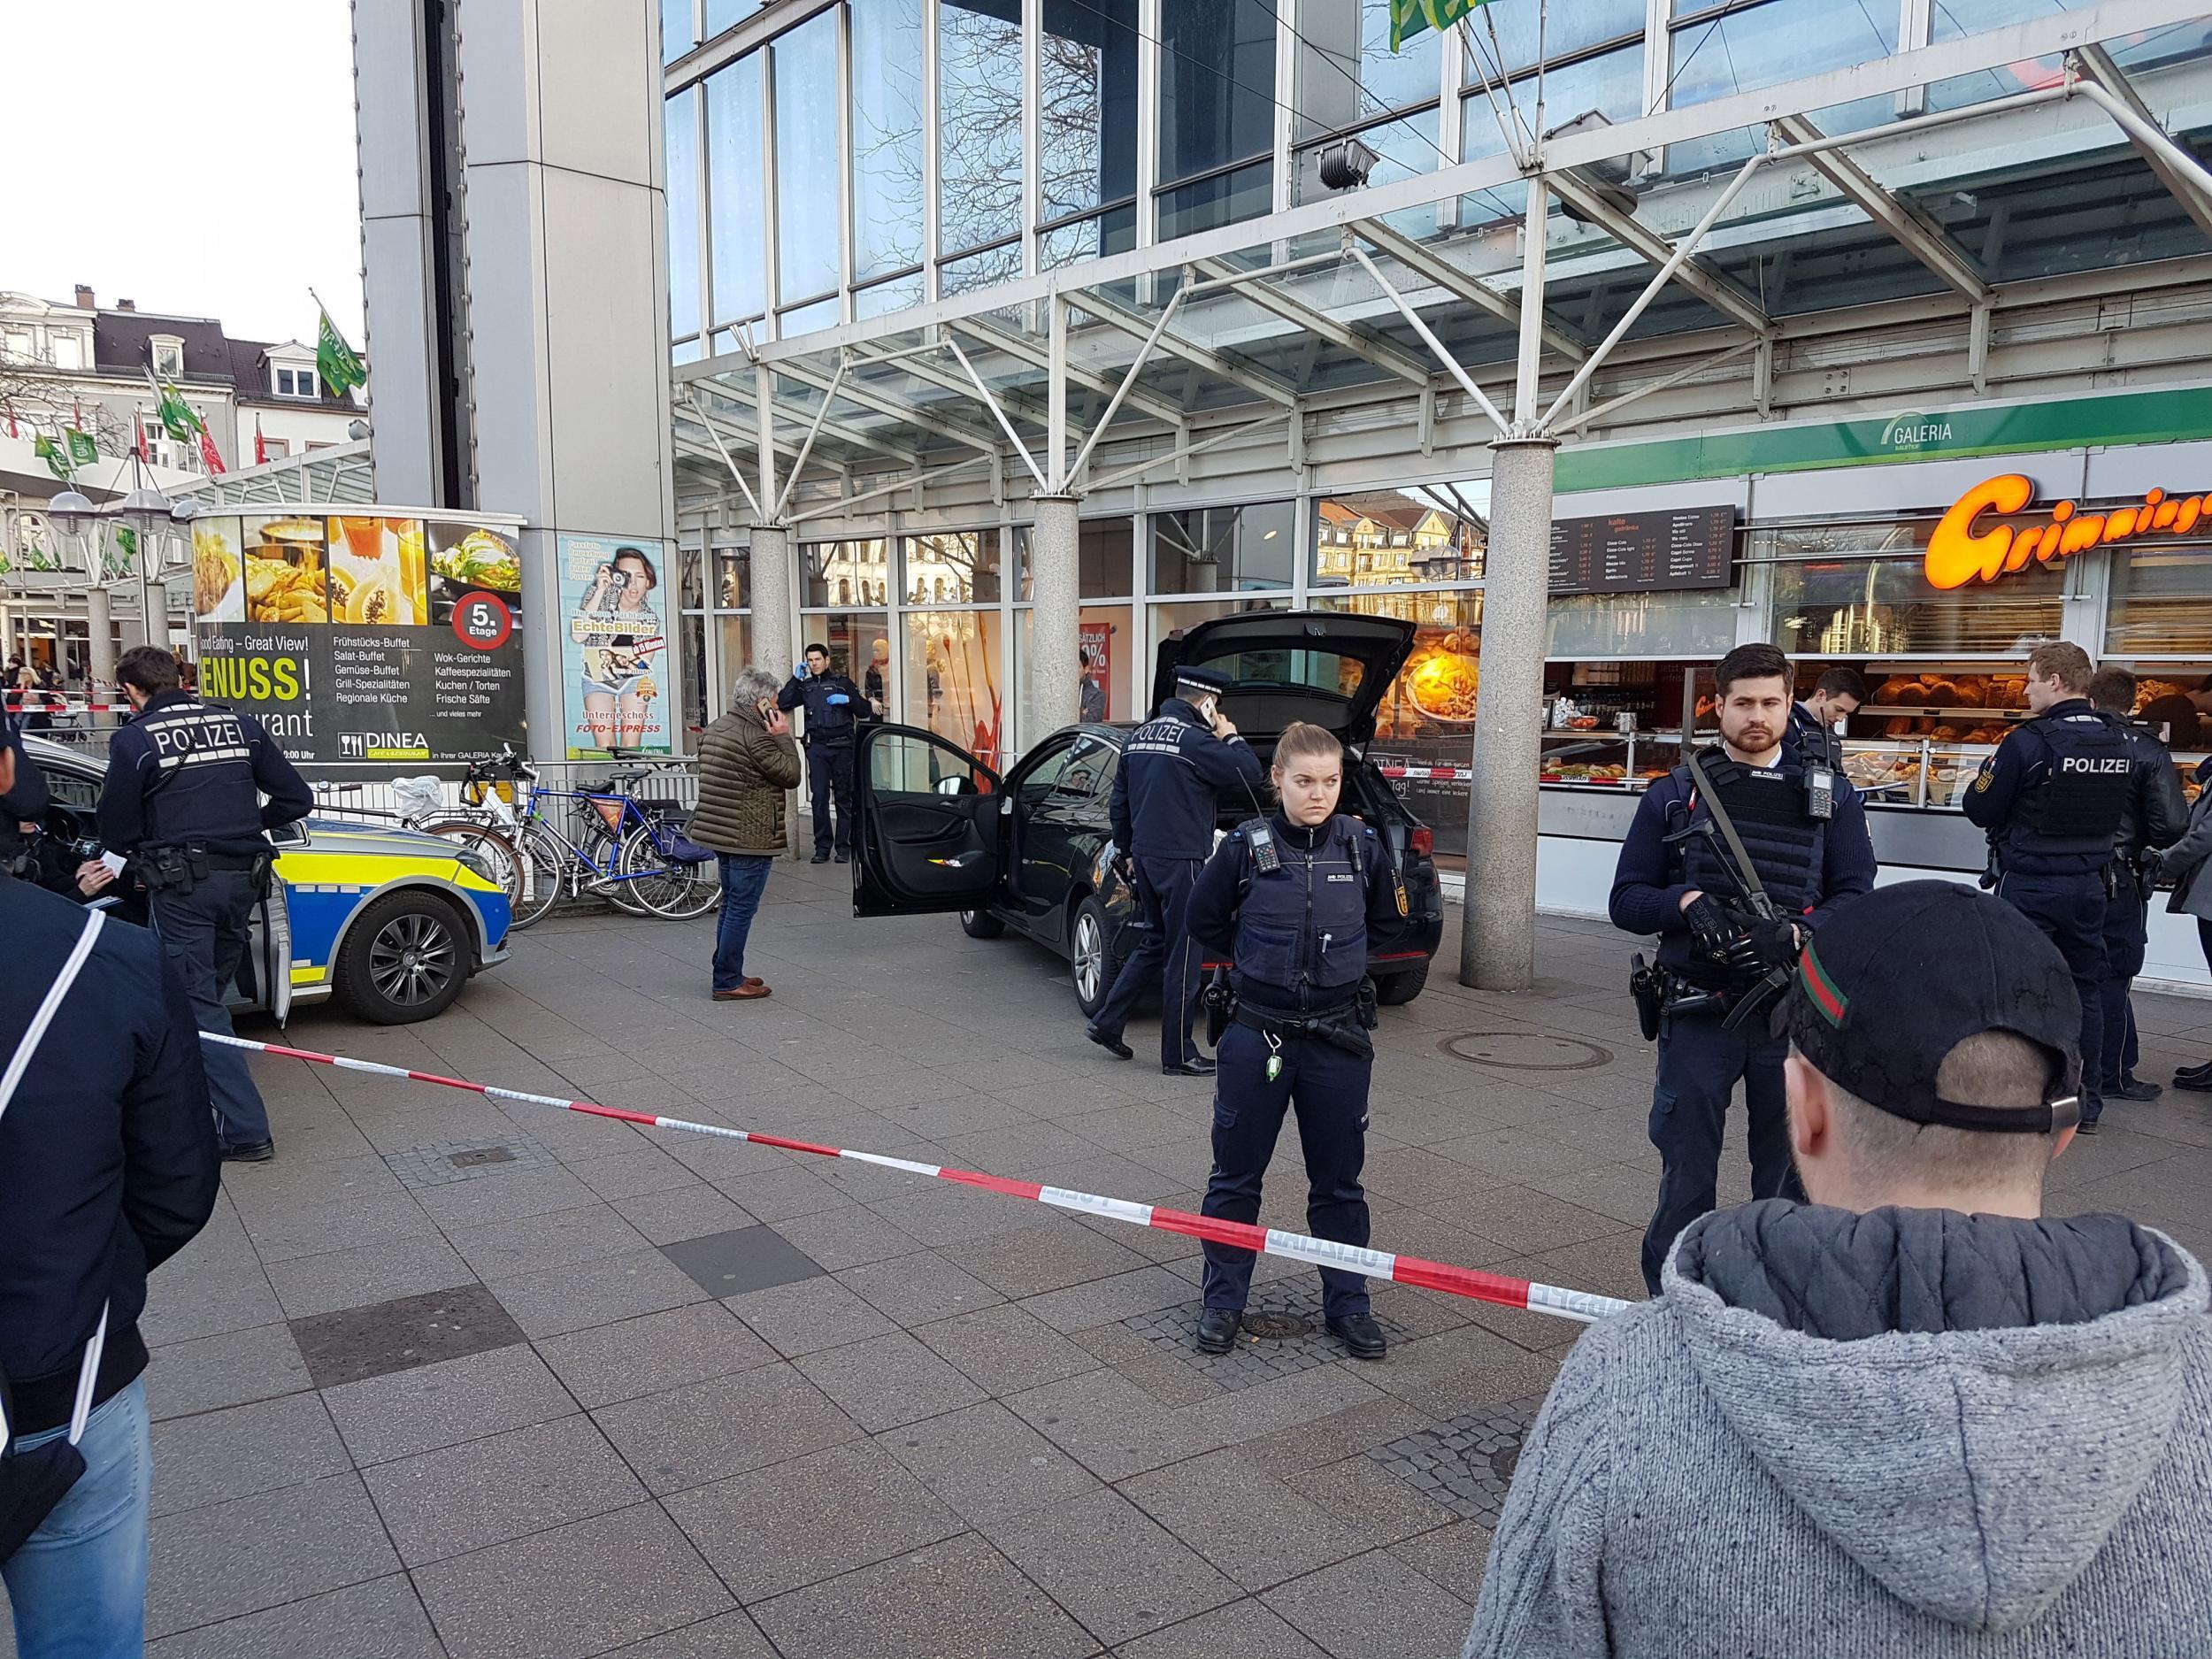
21, 733, 511, 1025
848, 612, 1446, 1010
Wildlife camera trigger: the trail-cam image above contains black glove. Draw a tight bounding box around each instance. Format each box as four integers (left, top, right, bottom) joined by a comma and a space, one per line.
1724, 918, 1801, 973
1682, 894, 1745, 964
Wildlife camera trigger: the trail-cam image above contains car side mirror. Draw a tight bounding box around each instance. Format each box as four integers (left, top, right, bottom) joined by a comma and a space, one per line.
269, 819, 310, 848
936, 776, 976, 798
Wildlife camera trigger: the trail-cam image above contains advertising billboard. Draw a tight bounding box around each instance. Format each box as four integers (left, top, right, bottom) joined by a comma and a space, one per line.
557, 533, 672, 757
190, 510, 526, 762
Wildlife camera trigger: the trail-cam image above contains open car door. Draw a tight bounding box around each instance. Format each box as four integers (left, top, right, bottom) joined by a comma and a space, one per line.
852, 724, 1004, 917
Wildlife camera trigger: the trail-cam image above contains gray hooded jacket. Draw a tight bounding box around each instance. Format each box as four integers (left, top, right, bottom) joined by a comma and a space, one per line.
1463, 1201, 2212, 1658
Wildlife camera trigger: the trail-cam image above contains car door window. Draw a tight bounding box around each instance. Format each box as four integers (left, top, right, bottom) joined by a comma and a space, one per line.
1014, 741, 1075, 812
36, 765, 101, 813
1048, 735, 1111, 805
867, 729, 995, 796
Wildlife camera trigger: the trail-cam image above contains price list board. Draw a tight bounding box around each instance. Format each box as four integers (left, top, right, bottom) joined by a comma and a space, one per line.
1548, 505, 1736, 596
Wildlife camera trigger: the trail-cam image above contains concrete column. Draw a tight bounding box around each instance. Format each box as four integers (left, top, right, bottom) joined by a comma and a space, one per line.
748, 522, 803, 859
86, 586, 114, 691
1460, 435, 1557, 993
142, 581, 170, 654
1029, 494, 1082, 740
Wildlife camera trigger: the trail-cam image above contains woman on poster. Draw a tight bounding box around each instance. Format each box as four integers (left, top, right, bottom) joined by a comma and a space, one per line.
571, 547, 664, 750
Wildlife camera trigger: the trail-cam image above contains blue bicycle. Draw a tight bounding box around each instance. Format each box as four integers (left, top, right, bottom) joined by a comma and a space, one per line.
468, 749, 718, 928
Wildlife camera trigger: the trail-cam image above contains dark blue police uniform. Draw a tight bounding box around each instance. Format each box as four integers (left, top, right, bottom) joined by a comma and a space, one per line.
1787, 701, 1847, 772
1187, 812, 1403, 1330
778, 666, 872, 861
1092, 685, 1263, 1071
98, 691, 311, 1153
1612, 745, 1875, 1292
1962, 698, 2133, 1124
2101, 720, 2189, 1093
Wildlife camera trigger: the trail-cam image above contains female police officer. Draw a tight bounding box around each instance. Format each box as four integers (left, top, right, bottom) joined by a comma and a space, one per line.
1186, 721, 1408, 1360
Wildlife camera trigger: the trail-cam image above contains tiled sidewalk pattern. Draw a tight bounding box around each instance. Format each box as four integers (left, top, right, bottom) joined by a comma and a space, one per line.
8, 858, 2210, 1658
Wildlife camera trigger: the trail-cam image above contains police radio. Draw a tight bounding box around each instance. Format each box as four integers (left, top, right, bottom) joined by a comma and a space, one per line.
1245, 819, 1281, 874
1805, 765, 1835, 821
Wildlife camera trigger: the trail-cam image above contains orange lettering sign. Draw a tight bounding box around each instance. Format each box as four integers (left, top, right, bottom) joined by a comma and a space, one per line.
1925, 474, 2207, 589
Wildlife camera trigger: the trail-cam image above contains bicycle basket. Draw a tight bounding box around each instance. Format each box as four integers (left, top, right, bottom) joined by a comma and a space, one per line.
393, 776, 445, 819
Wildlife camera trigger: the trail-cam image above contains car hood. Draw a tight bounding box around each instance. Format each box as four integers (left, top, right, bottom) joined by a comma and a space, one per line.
1148, 611, 1415, 745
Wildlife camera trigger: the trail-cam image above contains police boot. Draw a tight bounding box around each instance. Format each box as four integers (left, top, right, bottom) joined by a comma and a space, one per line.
1195, 1309, 1240, 1354
1326, 1311, 1386, 1361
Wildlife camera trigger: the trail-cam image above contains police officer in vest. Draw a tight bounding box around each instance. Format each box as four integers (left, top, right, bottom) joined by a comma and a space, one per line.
97, 646, 312, 1162
1788, 664, 1865, 771
1089, 664, 1264, 1075
1186, 722, 1404, 1359
1613, 642, 1876, 1294
779, 643, 882, 864
1964, 642, 2136, 1133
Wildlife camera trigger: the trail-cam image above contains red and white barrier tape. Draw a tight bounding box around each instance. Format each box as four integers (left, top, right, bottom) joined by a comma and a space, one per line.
1375, 764, 1473, 782
204, 1032, 1632, 1325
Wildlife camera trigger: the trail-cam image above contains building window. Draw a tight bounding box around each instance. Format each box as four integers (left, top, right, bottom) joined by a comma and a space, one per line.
50, 334, 83, 371
666, 85, 703, 342
1295, 0, 1440, 141
939, 0, 1026, 260
1156, 0, 1278, 240
850, 0, 926, 286
1150, 502, 1297, 595
150, 337, 184, 378
772, 8, 842, 310
1663, 0, 1894, 174
1, 329, 30, 360
707, 51, 767, 326
663, 0, 694, 66
1040, 0, 1140, 248
274, 366, 320, 399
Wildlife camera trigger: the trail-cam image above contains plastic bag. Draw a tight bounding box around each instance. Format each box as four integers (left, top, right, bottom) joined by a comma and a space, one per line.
392, 776, 446, 821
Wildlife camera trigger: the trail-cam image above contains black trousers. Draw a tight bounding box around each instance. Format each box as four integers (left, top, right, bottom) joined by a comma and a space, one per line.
806, 741, 856, 855
2001, 871, 2108, 1119
1201, 1023, 1372, 1318
2099, 883, 2149, 1090
1093, 855, 1203, 1068
1642, 1005, 1803, 1294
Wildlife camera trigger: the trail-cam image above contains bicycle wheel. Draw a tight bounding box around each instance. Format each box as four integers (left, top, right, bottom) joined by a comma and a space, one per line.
619, 820, 721, 920
506, 822, 570, 930
419, 819, 517, 888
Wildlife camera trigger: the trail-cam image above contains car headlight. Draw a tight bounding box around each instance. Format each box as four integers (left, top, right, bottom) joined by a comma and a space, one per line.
456, 850, 500, 885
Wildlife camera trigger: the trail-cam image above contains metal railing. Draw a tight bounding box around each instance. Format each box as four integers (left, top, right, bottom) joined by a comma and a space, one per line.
303, 757, 703, 853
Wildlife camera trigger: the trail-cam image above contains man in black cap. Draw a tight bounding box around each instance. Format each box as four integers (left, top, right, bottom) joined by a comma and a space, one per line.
1090, 663, 1265, 1075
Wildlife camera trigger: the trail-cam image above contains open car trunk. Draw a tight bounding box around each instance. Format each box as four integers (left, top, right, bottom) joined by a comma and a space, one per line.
1149, 611, 1416, 747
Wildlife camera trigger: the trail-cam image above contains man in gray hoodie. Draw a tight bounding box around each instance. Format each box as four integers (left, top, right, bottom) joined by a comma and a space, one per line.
1463, 879, 2212, 1659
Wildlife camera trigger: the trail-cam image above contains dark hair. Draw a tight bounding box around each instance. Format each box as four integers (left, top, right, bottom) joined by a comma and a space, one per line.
117, 645, 182, 695
1714, 643, 1791, 696
1813, 665, 1867, 701
2088, 665, 2137, 714
804, 642, 831, 658
611, 547, 657, 588
2027, 641, 2093, 692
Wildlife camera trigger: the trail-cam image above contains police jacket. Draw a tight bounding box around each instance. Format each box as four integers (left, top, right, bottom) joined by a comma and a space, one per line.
96, 691, 312, 856
1187, 812, 1403, 1014
1961, 699, 2132, 876
1610, 745, 1877, 982
776, 670, 871, 746
1108, 698, 1265, 860
1787, 702, 1847, 772
0, 875, 218, 1434
2114, 720, 2191, 861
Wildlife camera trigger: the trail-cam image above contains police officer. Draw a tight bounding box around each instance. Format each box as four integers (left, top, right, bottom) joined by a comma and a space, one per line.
2085, 665, 2188, 1105
1788, 665, 1865, 771
1187, 721, 1402, 1359
1962, 641, 2133, 1133
1613, 642, 1875, 1294
779, 642, 880, 864
97, 646, 311, 1162
1089, 664, 1264, 1075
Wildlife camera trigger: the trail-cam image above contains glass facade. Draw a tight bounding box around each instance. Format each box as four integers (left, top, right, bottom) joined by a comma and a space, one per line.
773, 11, 842, 307
1149, 502, 1297, 595
849, 0, 925, 284
705, 53, 764, 328
940, 0, 1026, 258
665, 87, 701, 344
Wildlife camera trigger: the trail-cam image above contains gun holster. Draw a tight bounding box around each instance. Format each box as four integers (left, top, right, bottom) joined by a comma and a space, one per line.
1630, 953, 1664, 1042
1355, 977, 1379, 1033
1202, 972, 1234, 1048
141, 846, 198, 895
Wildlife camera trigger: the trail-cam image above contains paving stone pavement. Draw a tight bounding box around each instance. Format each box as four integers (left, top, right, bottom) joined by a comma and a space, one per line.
9, 854, 2212, 1659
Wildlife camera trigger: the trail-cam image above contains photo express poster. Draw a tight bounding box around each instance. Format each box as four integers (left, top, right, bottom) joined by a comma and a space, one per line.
190, 511, 526, 762
557, 533, 673, 758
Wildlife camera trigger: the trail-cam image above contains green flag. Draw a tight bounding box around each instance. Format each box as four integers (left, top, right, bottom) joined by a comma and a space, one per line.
145, 365, 197, 442
317, 306, 366, 397
33, 432, 72, 480
1389, 0, 1493, 51
65, 427, 97, 466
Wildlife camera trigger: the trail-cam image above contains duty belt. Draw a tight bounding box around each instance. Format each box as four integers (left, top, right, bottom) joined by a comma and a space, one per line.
1231, 999, 1373, 1062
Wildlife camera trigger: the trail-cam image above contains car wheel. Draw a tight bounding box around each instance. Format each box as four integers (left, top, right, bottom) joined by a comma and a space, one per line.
1070, 895, 1120, 1019
335, 891, 471, 1025
1373, 964, 1429, 1006
960, 908, 1006, 939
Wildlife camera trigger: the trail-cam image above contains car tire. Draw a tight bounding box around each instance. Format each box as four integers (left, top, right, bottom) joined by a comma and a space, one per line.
960, 908, 1006, 939
1373, 964, 1429, 1006
334, 890, 472, 1025
1069, 895, 1121, 1020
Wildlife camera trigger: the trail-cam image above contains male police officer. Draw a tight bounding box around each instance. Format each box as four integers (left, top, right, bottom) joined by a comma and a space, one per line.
2092, 664, 2189, 1106
1788, 665, 1865, 771
1089, 663, 1264, 1075
97, 646, 311, 1162
1962, 641, 2132, 1133
1187, 722, 1402, 1358
778, 642, 880, 864
1613, 641, 1876, 1294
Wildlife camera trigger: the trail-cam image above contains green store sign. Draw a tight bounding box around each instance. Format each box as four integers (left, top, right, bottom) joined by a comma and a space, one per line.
1554, 386, 2212, 495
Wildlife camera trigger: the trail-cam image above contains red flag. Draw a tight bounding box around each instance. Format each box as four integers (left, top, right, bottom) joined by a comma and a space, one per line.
254, 414, 268, 466
198, 421, 227, 475
134, 411, 148, 462
73, 397, 83, 427
4, 400, 15, 440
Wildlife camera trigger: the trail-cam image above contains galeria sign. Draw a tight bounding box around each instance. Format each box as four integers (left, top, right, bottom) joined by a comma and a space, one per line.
1925, 473, 2208, 589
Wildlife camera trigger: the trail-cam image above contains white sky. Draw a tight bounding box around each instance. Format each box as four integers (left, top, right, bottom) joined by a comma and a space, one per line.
1, 0, 364, 345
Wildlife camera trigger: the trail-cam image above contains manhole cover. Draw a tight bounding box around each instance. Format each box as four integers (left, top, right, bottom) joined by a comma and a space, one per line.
1240, 1311, 1309, 1340
1441, 1031, 1613, 1071
449, 1146, 516, 1168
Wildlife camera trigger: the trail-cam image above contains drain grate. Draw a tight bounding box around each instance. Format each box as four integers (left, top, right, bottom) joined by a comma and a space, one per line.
1440, 1031, 1613, 1071
1123, 1286, 1406, 1390
449, 1146, 516, 1169
1240, 1311, 1309, 1340
1367, 1396, 1547, 1525
384, 1136, 557, 1189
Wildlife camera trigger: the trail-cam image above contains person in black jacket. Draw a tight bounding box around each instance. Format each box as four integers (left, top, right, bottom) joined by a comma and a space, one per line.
1787, 664, 1865, 771
0, 718, 219, 1658
778, 642, 880, 864
2088, 666, 2191, 1103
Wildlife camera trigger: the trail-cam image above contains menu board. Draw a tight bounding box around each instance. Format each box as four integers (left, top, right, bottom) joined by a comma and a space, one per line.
1548, 505, 1735, 596
190, 510, 526, 763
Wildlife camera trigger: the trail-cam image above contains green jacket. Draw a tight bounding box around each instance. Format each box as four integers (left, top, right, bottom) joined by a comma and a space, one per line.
690, 706, 802, 856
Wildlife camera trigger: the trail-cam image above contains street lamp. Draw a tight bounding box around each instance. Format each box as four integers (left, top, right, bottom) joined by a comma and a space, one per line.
117, 485, 185, 651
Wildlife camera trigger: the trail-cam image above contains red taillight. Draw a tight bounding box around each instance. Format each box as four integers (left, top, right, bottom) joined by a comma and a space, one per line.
1409, 826, 1433, 856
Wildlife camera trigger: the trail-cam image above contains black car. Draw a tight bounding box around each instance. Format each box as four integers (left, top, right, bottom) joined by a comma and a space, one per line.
849, 611, 1447, 1011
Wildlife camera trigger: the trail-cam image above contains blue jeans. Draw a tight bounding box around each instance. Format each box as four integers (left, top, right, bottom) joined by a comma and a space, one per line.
2, 1379, 151, 1659
711, 854, 773, 992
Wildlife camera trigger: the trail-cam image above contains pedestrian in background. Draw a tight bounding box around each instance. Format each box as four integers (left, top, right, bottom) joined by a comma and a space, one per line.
1464, 880, 2212, 1659
2144, 755, 2212, 1092
2088, 665, 2187, 1103
1, 716, 220, 1659
1788, 664, 1865, 770
692, 665, 802, 1002
779, 642, 879, 864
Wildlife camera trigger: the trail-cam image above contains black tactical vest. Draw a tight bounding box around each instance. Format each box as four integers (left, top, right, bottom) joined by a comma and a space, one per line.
1232, 816, 1368, 1010
129, 697, 264, 847
1671, 751, 1825, 918
2002, 710, 2131, 860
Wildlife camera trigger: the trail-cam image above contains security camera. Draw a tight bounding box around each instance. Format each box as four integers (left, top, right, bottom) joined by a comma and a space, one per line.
1318, 137, 1380, 192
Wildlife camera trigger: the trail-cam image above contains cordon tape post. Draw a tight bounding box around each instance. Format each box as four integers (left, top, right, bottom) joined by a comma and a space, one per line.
203, 1031, 1633, 1325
